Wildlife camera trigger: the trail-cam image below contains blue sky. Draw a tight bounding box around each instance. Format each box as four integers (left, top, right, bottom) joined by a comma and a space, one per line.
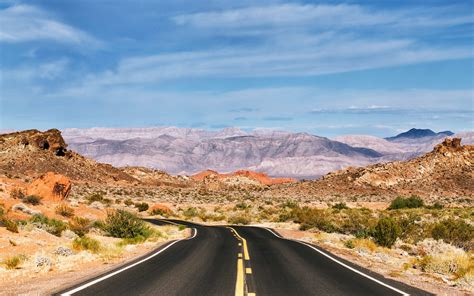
0, 0, 473, 137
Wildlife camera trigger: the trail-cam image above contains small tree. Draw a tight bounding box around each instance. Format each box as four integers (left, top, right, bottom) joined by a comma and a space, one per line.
372, 217, 399, 248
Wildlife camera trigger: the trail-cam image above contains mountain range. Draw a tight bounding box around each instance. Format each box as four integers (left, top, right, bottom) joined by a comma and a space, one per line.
60, 127, 473, 179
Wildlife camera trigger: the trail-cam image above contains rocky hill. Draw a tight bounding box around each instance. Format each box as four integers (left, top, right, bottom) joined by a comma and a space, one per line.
266, 138, 473, 203
0, 129, 136, 183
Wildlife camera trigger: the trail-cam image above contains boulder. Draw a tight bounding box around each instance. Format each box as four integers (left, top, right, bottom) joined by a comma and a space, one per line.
27, 172, 71, 202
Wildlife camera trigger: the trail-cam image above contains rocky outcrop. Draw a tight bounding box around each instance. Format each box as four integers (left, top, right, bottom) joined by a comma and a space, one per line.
0, 129, 69, 156
26, 172, 71, 202
191, 169, 296, 187
266, 138, 473, 202
0, 129, 138, 183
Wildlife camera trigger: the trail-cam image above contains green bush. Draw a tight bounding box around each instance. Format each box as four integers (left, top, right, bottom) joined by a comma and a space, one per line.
23, 195, 42, 205
2, 255, 22, 269
388, 196, 424, 210
426, 202, 444, 210
102, 210, 151, 239
55, 203, 74, 217
432, 219, 474, 250
30, 214, 67, 236
339, 209, 374, 238
69, 217, 91, 237
150, 208, 170, 217
73, 236, 100, 253
1, 218, 18, 233
135, 202, 149, 212
228, 214, 251, 225
332, 202, 348, 210
183, 207, 198, 219
86, 193, 111, 205
294, 207, 335, 232
371, 217, 399, 248
124, 199, 134, 206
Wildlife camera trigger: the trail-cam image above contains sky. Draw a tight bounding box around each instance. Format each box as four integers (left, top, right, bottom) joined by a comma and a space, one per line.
0, 0, 473, 137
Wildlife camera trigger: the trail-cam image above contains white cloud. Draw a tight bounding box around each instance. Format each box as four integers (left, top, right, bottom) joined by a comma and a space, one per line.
0, 4, 102, 46
172, 3, 473, 30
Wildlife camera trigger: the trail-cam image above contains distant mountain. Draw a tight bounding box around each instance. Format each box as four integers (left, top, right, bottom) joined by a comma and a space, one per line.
58, 127, 472, 179
63, 127, 383, 178
385, 128, 453, 141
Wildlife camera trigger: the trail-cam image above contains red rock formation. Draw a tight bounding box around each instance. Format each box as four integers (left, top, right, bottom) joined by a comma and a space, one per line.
26, 172, 71, 202
191, 169, 296, 185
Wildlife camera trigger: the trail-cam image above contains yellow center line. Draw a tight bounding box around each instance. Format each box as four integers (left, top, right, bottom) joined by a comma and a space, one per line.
238, 253, 242, 258
235, 258, 244, 296
248, 293, 256, 296
228, 227, 250, 260
245, 268, 252, 274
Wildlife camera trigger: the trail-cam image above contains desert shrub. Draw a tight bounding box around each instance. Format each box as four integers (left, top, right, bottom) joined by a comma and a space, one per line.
432, 219, 474, 250
371, 217, 399, 248
415, 252, 472, 278
394, 212, 429, 244
55, 203, 74, 217
124, 199, 134, 206
339, 210, 374, 238
22, 195, 41, 205
228, 214, 251, 225
388, 196, 424, 210
426, 202, 444, 210
352, 238, 378, 252
183, 207, 198, 219
30, 214, 67, 236
2, 255, 23, 269
294, 207, 335, 232
86, 192, 111, 205
135, 202, 149, 212
69, 217, 91, 237
1, 218, 18, 233
72, 236, 100, 253
332, 202, 348, 210
150, 208, 170, 217
10, 188, 25, 199
280, 200, 299, 209
344, 239, 355, 249
235, 202, 250, 210
0, 204, 4, 217
102, 210, 151, 239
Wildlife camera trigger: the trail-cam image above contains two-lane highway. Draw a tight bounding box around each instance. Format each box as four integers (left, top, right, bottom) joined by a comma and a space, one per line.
233, 226, 430, 296
60, 220, 239, 296
58, 220, 431, 296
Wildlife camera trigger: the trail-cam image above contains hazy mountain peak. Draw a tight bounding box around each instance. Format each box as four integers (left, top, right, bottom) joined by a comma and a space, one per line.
386, 128, 454, 141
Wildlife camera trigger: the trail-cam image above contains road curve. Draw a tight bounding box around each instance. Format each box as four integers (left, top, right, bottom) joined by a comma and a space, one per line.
57, 220, 431, 296
233, 226, 431, 296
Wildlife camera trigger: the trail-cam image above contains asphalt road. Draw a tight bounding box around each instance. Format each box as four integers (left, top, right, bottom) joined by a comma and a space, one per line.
58, 220, 432, 296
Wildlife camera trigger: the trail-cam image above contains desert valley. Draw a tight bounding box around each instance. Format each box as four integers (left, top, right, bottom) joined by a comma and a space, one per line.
0, 127, 472, 295
1, 1, 473, 295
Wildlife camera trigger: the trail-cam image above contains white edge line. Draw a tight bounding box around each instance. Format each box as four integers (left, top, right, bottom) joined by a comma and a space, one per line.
262, 227, 409, 296
61, 228, 197, 296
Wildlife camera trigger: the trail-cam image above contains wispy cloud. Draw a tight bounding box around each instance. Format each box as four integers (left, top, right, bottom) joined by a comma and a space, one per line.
172, 4, 473, 30
0, 4, 102, 47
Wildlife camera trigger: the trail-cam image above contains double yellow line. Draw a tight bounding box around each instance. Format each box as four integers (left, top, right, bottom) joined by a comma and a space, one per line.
228, 227, 254, 296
